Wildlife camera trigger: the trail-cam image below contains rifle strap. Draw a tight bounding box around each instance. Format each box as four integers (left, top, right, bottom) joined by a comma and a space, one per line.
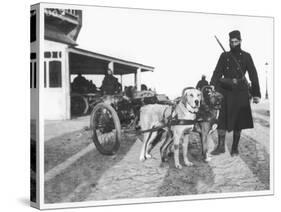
228, 52, 246, 80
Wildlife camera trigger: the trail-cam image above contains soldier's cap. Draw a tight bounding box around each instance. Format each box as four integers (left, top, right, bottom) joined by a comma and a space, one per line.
229, 30, 241, 40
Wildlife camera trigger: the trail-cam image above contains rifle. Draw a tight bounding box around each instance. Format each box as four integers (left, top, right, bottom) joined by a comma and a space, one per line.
215, 36, 226, 53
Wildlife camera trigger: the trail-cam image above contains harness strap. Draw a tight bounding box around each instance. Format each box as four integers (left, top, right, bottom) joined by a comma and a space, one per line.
137, 124, 169, 134
163, 104, 176, 122
170, 119, 196, 125
137, 118, 198, 134
162, 104, 176, 134
137, 102, 199, 135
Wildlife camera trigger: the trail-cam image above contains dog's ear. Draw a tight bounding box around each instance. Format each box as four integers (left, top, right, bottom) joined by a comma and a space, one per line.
182, 87, 194, 97
202, 86, 213, 100
199, 89, 205, 105
201, 85, 210, 94
181, 91, 187, 106
181, 87, 195, 105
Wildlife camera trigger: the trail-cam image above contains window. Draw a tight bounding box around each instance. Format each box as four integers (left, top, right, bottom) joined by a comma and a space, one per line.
49, 61, 62, 87
44, 52, 51, 58
30, 52, 36, 59
30, 55, 37, 89
33, 62, 36, 88
44, 62, 46, 88
44, 51, 63, 88
45, 51, 61, 58
52, 51, 58, 58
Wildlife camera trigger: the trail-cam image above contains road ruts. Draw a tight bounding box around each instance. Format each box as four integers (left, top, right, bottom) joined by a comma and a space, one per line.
44, 104, 270, 203
85, 129, 269, 201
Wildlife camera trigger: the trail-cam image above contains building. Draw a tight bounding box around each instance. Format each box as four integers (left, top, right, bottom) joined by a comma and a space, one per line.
33, 8, 154, 120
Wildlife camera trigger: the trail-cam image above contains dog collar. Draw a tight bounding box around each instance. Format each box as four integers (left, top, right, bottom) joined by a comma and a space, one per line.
189, 107, 198, 114
179, 102, 198, 114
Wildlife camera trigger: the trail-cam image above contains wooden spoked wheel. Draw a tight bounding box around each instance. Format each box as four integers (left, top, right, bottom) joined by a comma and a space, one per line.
90, 103, 121, 155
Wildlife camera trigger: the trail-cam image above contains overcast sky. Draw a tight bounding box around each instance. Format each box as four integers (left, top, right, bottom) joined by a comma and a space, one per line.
76, 6, 273, 99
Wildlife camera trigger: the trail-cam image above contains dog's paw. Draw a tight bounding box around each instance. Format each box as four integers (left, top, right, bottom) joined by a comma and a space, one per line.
175, 163, 182, 169
184, 161, 194, 167
139, 155, 146, 162
145, 153, 152, 159
205, 156, 212, 162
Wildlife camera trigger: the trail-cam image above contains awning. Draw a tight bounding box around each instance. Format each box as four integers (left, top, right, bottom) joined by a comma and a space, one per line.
68, 47, 154, 75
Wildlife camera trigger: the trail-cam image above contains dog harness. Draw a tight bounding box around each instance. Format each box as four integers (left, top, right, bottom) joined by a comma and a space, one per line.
137, 102, 198, 135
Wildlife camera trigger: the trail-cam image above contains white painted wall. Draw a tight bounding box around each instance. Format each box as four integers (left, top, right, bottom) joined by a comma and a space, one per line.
30, 44, 38, 120
43, 40, 70, 120
30, 7, 39, 121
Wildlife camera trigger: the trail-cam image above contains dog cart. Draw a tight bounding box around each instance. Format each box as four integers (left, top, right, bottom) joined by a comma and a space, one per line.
90, 91, 170, 155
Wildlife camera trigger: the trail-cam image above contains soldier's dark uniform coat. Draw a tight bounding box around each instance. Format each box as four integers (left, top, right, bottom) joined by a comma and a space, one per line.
210, 50, 261, 131
196, 79, 209, 90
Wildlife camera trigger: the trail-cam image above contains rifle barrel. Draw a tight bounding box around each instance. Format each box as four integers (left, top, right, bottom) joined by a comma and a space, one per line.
215, 36, 226, 53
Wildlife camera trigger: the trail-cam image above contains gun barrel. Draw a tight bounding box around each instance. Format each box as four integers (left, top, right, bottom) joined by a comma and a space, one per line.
215, 36, 226, 53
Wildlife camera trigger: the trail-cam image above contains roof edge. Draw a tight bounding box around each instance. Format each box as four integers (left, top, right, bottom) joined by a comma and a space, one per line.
68, 47, 154, 71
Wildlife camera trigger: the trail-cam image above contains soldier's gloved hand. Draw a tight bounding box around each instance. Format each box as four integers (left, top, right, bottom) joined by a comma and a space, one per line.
210, 85, 215, 91
252, 97, 260, 104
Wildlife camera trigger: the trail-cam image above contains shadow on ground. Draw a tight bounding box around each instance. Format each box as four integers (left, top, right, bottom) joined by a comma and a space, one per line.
30, 120, 37, 203
44, 132, 136, 204
226, 135, 270, 189
254, 109, 270, 117
157, 133, 215, 196
252, 116, 270, 128
44, 128, 92, 173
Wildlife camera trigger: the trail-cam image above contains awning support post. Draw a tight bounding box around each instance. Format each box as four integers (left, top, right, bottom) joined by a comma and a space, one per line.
135, 67, 141, 91
120, 74, 123, 90
108, 61, 114, 74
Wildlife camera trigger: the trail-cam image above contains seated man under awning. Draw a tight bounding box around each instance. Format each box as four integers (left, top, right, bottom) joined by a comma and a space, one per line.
72, 73, 89, 93
101, 69, 121, 95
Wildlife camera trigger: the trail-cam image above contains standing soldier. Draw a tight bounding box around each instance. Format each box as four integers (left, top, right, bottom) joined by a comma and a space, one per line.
210, 30, 261, 156
196, 75, 209, 90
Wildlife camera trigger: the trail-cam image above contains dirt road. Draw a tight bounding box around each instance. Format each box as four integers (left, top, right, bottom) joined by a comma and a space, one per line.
44, 101, 271, 203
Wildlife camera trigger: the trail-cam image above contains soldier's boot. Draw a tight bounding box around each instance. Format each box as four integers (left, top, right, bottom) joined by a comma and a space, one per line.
231, 130, 241, 156
211, 129, 226, 155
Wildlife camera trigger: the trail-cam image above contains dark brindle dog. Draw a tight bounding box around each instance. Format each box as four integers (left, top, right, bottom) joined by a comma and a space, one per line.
194, 85, 223, 161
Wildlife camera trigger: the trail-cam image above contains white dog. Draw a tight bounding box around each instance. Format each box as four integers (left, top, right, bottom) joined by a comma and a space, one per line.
139, 87, 202, 169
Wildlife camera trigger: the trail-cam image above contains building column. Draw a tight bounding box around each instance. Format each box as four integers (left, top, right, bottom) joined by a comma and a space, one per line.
108, 61, 114, 74
65, 49, 71, 119
120, 74, 123, 91
135, 67, 141, 91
